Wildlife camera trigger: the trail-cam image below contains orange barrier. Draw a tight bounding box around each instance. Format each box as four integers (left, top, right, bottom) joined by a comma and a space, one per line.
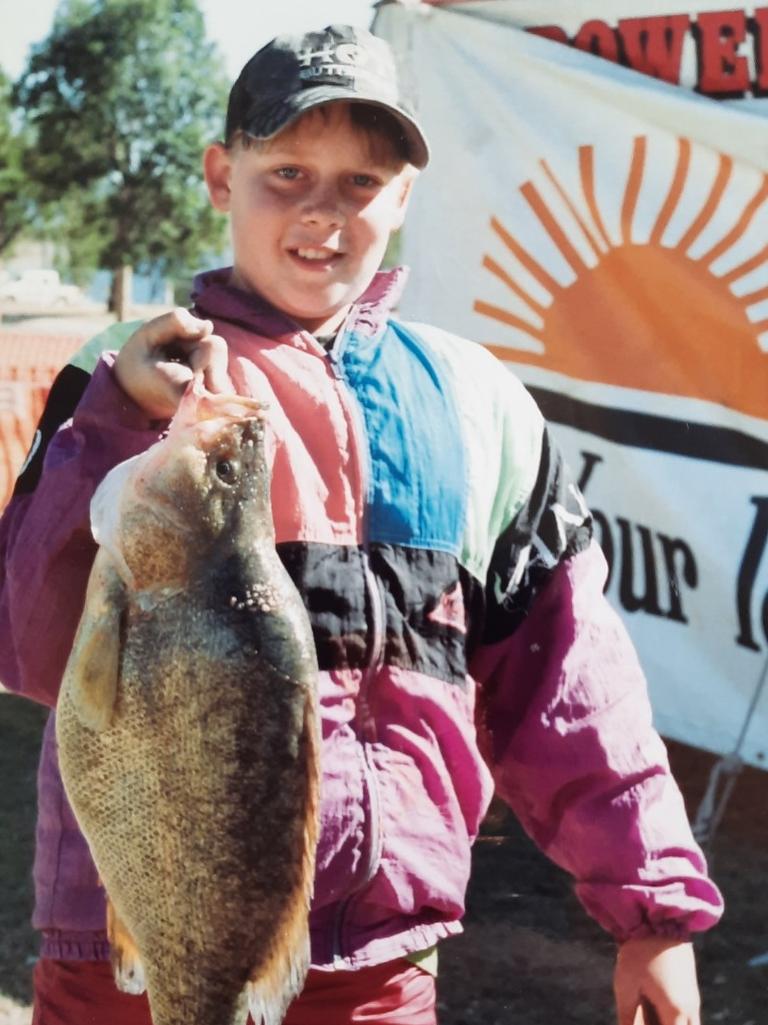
0, 333, 86, 510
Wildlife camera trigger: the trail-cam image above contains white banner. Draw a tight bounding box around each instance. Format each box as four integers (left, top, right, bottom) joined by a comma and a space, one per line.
375, 1, 768, 767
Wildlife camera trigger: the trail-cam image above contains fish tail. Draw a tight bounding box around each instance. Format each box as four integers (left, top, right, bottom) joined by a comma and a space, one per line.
247, 692, 320, 1025
107, 899, 147, 995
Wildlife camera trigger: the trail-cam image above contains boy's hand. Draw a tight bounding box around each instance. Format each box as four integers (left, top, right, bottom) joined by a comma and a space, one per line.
614, 937, 700, 1025
114, 309, 231, 419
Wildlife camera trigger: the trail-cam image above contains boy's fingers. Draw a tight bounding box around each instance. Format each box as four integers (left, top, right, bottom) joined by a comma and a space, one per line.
155, 361, 195, 391
637, 998, 662, 1025
614, 996, 639, 1025
189, 334, 232, 394
142, 308, 214, 350
625, 994, 693, 1025
115, 310, 228, 418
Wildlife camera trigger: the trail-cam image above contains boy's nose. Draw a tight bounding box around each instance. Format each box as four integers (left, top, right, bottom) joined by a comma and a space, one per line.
300, 187, 345, 229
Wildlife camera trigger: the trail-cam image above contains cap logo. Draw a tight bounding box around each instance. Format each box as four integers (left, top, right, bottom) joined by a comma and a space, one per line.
297, 40, 397, 96
325, 43, 363, 66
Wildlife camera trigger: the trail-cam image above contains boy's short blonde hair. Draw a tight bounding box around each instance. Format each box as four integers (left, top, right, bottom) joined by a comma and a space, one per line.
228, 101, 413, 170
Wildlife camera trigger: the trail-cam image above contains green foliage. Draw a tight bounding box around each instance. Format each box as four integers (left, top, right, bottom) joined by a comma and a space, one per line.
0, 69, 34, 254
15, 0, 229, 278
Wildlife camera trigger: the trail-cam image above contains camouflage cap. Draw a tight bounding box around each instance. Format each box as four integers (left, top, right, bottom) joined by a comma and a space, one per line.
225, 24, 430, 168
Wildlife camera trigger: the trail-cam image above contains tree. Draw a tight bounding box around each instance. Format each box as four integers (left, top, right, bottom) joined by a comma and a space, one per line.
0, 69, 34, 255
15, 0, 230, 318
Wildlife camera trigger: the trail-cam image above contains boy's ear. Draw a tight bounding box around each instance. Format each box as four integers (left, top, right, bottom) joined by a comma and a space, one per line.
204, 143, 233, 213
391, 169, 417, 232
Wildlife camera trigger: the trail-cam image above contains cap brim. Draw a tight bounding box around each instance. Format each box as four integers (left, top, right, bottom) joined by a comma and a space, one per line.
245, 86, 430, 169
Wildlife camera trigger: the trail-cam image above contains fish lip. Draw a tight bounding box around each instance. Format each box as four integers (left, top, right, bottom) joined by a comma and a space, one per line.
170, 384, 266, 433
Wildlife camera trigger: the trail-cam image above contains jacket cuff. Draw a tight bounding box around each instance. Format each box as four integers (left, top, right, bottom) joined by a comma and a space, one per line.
615, 918, 695, 943
576, 877, 724, 944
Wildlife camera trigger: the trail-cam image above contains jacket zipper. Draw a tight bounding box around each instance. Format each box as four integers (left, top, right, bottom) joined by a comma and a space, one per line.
322, 327, 388, 962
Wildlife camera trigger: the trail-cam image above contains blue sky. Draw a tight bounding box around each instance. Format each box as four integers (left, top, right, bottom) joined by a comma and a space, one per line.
0, 0, 378, 80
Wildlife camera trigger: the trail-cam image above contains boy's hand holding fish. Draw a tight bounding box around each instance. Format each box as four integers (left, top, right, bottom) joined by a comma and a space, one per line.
115, 308, 232, 417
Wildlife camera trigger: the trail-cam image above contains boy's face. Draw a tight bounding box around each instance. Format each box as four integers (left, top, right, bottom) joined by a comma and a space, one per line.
204, 103, 415, 336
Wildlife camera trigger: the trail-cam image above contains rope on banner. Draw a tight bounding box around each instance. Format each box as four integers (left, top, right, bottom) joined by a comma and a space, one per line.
692, 653, 768, 850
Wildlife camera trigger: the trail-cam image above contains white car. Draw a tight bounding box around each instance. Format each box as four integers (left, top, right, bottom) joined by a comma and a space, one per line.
0, 269, 88, 308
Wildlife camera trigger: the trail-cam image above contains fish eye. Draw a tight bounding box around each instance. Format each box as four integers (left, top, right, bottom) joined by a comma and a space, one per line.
215, 458, 237, 482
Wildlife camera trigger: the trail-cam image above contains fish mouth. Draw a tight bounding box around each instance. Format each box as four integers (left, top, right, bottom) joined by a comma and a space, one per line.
193, 392, 265, 420
170, 383, 265, 435
192, 416, 264, 466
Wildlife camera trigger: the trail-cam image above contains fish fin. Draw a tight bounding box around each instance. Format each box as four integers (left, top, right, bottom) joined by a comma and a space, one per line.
230, 989, 252, 1025
246, 949, 307, 1025
247, 691, 320, 1025
107, 898, 146, 995
61, 547, 126, 732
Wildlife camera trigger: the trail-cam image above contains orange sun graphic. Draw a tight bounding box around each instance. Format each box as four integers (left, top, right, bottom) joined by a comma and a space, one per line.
474, 136, 768, 422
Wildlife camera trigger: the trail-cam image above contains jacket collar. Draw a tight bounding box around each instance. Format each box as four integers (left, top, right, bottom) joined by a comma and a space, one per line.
190, 266, 409, 342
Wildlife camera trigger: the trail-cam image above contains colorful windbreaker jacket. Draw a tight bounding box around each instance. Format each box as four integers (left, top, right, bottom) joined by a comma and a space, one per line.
0, 268, 722, 967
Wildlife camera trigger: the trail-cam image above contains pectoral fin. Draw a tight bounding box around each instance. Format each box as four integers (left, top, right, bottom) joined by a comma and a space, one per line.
107, 899, 146, 995
61, 547, 126, 732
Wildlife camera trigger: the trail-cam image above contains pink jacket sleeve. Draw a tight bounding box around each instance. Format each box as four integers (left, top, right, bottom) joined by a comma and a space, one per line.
0, 356, 162, 706
472, 539, 723, 941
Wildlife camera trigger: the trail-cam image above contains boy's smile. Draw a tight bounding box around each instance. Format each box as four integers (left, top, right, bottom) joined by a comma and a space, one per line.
204, 103, 415, 337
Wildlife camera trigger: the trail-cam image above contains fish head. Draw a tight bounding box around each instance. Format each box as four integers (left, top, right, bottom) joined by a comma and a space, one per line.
92, 383, 271, 590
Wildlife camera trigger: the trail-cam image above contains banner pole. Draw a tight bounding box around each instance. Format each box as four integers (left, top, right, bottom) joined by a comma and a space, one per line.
692, 654, 768, 849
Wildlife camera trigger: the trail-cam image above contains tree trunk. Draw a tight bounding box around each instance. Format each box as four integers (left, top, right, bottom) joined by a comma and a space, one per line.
0, 223, 23, 256
110, 265, 133, 321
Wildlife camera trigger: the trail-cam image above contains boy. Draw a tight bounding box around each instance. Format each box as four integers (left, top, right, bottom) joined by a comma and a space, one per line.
0, 24, 722, 1025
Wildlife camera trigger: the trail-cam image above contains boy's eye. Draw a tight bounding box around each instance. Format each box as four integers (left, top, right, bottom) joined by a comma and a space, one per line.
351, 174, 378, 188
275, 167, 301, 181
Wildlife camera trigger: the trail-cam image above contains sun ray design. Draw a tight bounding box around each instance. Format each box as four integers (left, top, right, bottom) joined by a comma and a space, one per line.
649, 139, 690, 246
697, 177, 768, 264
579, 146, 612, 250
520, 181, 590, 273
676, 152, 732, 253
620, 136, 646, 245
474, 136, 768, 419
540, 158, 606, 257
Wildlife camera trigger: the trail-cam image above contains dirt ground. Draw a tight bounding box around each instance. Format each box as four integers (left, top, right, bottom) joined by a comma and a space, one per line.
0, 691, 766, 1025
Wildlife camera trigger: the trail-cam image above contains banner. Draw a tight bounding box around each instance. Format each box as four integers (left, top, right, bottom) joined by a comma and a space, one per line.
375, 1, 768, 767
419, 0, 768, 106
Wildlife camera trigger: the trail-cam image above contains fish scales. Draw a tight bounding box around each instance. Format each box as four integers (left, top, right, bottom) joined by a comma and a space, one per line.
56, 388, 320, 1025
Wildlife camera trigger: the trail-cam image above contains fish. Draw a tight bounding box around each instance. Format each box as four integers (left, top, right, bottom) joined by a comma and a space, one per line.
55, 383, 320, 1025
